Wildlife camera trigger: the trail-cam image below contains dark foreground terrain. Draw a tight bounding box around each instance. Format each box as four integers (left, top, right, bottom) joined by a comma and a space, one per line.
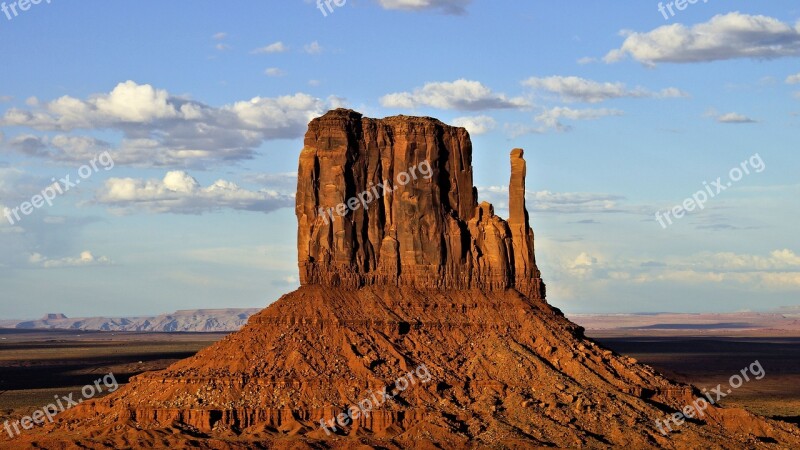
1, 328, 798, 436
593, 334, 800, 425
0, 328, 226, 424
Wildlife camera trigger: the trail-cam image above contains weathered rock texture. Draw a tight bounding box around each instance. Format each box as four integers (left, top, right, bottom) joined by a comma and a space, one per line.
9, 110, 800, 449
296, 109, 545, 299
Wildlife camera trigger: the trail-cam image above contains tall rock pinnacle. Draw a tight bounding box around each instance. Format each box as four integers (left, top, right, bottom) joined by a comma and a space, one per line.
296, 109, 545, 298
508, 148, 544, 298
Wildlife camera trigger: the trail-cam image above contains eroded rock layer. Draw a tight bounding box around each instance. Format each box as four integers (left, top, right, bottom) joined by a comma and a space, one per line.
296, 109, 545, 298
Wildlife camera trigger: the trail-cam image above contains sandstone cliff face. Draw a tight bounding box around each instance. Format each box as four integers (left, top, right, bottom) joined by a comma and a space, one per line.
296, 109, 545, 298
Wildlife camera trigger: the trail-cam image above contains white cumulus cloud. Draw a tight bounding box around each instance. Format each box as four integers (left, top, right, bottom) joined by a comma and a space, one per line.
604, 13, 800, 66
0, 81, 328, 168
381, 79, 529, 111
452, 115, 497, 135
95, 171, 294, 215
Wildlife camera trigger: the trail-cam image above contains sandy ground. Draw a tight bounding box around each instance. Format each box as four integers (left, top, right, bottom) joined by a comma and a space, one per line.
0, 329, 225, 419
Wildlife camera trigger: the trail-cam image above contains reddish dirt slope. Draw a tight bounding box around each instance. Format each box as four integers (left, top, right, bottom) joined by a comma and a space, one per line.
10, 285, 800, 449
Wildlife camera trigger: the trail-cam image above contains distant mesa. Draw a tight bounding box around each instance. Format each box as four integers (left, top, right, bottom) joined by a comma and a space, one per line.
43, 313, 68, 320
0, 309, 259, 333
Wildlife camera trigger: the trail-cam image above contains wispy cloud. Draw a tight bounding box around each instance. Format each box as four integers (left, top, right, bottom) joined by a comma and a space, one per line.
716, 112, 757, 124
534, 107, 623, 132
479, 186, 629, 214
242, 172, 297, 190
264, 67, 287, 77
377, 0, 471, 15
252, 41, 288, 54
522, 76, 687, 103
0, 203, 24, 234
304, 41, 323, 54
29, 251, 111, 269
628, 249, 800, 291
506, 107, 623, 136
544, 249, 800, 300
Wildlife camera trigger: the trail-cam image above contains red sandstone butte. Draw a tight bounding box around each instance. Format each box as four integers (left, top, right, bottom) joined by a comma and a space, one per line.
297, 110, 544, 298
9, 109, 800, 449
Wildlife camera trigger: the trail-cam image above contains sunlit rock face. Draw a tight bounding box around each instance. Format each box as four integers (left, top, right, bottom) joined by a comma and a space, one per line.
296, 109, 545, 299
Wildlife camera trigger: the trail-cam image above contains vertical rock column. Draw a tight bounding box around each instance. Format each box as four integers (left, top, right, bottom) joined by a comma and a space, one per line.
508, 149, 546, 299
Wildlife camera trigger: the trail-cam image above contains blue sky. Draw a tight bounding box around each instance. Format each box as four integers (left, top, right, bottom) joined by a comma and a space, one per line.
1, 0, 799, 318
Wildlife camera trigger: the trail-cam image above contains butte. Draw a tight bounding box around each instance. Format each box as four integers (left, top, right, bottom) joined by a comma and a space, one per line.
11, 109, 800, 449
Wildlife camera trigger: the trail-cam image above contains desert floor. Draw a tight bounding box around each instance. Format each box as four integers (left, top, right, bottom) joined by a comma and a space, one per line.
1, 328, 798, 428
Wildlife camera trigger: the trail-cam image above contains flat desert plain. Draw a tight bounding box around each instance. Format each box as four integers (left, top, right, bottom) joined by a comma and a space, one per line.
0, 326, 798, 432
0, 328, 226, 427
